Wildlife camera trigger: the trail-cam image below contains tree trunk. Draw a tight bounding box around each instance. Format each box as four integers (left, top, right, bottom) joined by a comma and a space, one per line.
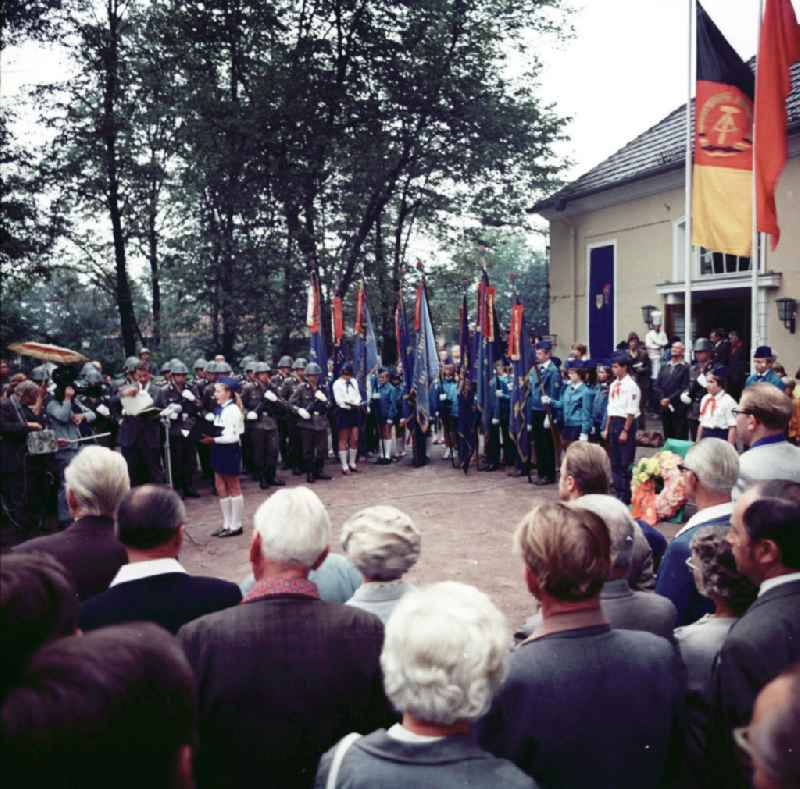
148, 207, 161, 350
103, 0, 139, 356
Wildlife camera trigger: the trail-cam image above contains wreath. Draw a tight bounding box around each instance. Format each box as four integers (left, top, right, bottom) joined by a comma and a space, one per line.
631, 450, 688, 526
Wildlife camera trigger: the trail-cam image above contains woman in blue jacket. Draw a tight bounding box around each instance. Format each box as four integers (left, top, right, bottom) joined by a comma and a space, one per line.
552, 359, 593, 449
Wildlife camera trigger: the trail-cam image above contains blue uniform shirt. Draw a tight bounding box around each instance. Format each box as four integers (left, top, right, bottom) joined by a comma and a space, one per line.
527, 361, 563, 418
433, 378, 459, 418
591, 383, 609, 435
744, 368, 785, 391
555, 382, 593, 434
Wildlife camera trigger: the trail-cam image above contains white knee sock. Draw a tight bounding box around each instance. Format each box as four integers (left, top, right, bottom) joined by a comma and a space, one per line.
389, 438, 396, 458
348, 448, 358, 468
229, 495, 244, 532
220, 497, 232, 530
339, 450, 349, 471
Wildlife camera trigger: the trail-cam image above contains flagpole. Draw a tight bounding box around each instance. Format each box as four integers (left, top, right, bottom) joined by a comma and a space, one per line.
684, 0, 695, 351
750, 0, 764, 362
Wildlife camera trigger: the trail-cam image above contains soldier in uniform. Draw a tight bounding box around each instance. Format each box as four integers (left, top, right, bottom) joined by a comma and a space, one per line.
242, 362, 286, 489
197, 360, 222, 487
192, 358, 208, 389
154, 360, 200, 498
240, 359, 258, 473
289, 362, 332, 483
138, 347, 153, 373
281, 358, 307, 475
527, 340, 563, 486
76, 366, 117, 449
272, 355, 293, 468
681, 337, 714, 441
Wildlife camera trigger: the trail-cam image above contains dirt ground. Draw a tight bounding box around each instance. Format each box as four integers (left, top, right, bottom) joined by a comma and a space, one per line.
181, 450, 559, 629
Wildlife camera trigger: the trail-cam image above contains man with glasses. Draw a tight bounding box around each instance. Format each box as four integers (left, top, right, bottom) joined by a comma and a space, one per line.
709, 480, 800, 789
733, 383, 800, 500
655, 438, 740, 626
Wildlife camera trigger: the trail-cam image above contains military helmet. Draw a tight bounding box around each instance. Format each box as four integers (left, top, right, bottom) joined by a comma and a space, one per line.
170, 360, 189, 375
31, 364, 50, 382
305, 362, 322, 376
253, 361, 271, 374
205, 360, 221, 374
124, 356, 140, 372
293, 357, 307, 370
193, 357, 208, 370
277, 355, 293, 369
84, 368, 104, 386
693, 338, 713, 353
160, 361, 172, 374
80, 362, 100, 379
216, 361, 232, 374
242, 357, 256, 372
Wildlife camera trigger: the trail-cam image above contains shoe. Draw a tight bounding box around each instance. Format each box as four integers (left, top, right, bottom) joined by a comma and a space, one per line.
183, 489, 200, 498
218, 527, 243, 538
306, 472, 315, 483
259, 477, 270, 490
211, 526, 227, 537
507, 468, 523, 477
341, 467, 350, 476
348, 465, 359, 473
534, 477, 555, 486
442, 448, 452, 460
315, 471, 332, 481
270, 477, 286, 487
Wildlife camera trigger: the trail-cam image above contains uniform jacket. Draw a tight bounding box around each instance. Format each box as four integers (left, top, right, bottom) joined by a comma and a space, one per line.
527, 361, 562, 415
14, 515, 127, 601
373, 381, 398, 422
489, 374, 512, 421
241, 381, 282, 431
432, 378, 459, 418
154, 383, 199, 436
744, 368, 785, 391
178, 594, 393, 789
687, 362, 713, 421
115, 381, 162, 449
553, 382, 593, 434
289, 382, 330, 431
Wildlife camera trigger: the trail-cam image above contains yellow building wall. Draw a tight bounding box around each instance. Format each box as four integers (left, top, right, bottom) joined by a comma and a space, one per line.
547, 156, 799, 372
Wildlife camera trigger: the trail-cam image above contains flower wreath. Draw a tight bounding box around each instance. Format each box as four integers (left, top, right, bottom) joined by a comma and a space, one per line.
630, 450, 688, 526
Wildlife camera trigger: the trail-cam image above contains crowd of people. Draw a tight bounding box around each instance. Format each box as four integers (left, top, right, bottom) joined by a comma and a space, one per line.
3, 325, 799, 544
1, 436, 799, 789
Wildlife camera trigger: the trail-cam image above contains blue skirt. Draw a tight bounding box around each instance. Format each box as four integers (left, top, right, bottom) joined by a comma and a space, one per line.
337, 408, 362, 430
211, 443, 241, 476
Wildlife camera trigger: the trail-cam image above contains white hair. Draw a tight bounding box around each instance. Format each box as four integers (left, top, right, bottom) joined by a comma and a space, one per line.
340, 505, 421, 581
63, 446, 130, 518
573, 494, 635, 573
253, 486, 330, 568
685, 438, 740, 495
381, 582, 510, 725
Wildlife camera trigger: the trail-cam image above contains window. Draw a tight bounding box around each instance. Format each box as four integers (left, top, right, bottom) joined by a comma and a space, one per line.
698, 249, 751, 277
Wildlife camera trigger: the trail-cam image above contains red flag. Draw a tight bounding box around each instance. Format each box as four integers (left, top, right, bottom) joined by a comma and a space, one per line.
414, 285, 423, 333
756, 0, 800, 249
354, 286, 365, 335
332, 296, 344, 344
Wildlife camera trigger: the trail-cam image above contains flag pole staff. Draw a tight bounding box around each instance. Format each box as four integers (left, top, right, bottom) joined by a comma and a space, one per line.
684, 0, 695, 351
750, 0, 764, 363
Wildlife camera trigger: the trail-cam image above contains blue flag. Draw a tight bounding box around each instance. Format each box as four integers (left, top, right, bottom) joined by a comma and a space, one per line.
396, 297, 414, 393
413, 286, 439, 431
475, 269, 500, 433
307, 274, 328, 377
364, 300, 380, 374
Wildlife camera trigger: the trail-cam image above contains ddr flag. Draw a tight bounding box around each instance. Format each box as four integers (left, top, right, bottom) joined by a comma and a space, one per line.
307, 273, 328, 376
692, 3, 755, 257
756, 0, 800, 249
413, 285, 439, 432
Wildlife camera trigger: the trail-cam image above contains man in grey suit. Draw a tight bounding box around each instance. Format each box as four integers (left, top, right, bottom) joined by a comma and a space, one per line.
709, 480, 800, 788
578, 494, 677, 642
477, 501, 685, 789
178, 486, 392, 789
732, 383, 800, 500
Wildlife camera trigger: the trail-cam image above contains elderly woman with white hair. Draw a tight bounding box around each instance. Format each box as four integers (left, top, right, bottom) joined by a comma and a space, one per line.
14, 446, 130, 600
341, 505, 421, 623
315, 582, 536, 789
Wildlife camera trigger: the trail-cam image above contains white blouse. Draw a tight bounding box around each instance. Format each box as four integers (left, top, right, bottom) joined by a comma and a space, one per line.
213, 400, 244, 444
699, 391, 737, 430
333, 377, 363, 408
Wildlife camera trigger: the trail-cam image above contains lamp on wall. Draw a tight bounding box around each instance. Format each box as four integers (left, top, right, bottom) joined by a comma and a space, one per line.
776, 297, 797, 334
641, 304, 656, 329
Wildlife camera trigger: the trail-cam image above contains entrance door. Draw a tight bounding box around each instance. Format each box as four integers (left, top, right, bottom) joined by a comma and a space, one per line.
587, 243, 616, 360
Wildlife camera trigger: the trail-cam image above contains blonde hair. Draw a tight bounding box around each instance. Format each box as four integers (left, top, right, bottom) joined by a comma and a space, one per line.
514, 501, 610, 601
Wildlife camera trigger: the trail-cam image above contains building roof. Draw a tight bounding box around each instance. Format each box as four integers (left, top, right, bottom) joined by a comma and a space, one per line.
533, 60, 800, 213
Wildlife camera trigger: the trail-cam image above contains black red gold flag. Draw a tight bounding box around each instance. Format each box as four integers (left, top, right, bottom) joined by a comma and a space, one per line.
692, 3, 755, 257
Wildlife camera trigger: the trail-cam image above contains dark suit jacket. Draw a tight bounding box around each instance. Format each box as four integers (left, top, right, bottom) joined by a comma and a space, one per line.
80, 572, 242, 634
14, 515, 127, 601
655, 361, 690, 410
0, 397, 42, 473
477, 625, 685, 789
600, 579, 678, 643
178, 594, 393, 789
709, 579, 800, 788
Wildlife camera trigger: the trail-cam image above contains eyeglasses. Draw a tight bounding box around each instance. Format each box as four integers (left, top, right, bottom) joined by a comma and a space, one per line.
677, 463, 695, 475
731, 408, 751, 416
